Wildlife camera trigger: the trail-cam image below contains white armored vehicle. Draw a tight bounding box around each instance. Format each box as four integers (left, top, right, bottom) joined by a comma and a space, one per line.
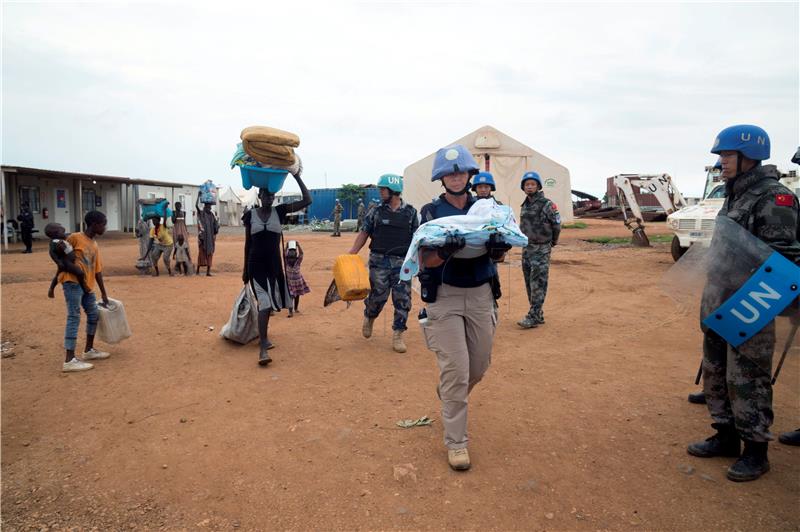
667, 165, 798, 261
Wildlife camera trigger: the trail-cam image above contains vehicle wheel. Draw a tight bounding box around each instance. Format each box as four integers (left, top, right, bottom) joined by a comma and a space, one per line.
671, 235, 687, 262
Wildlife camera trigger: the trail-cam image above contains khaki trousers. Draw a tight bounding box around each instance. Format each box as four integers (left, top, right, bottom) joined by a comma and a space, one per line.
421, 283, 496, 449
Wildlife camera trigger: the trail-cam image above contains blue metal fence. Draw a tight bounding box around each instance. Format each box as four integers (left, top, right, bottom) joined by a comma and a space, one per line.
306, 187, 381, 221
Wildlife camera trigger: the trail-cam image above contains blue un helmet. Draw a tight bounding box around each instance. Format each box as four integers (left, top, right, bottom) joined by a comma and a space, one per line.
431, 144, 479, 182
471, 172, 496, 191
377, 173, 403, 193
710, 124, 770, 161
520, 171, 542, 190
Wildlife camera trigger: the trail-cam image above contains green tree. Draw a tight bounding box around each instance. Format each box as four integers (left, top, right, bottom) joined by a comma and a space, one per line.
337, 184, 365, 219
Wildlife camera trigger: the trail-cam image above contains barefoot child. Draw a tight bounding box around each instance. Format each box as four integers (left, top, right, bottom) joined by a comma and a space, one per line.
284, 240, 310, 318
58, 211, 112, 373
172, 234, 192, 275
45, 223, 89, 298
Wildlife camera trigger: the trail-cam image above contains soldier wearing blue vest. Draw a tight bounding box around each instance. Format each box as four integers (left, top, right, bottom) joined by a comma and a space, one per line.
349, 174, 419, 353
418, 144, 510, 471
687, 125, 800, 482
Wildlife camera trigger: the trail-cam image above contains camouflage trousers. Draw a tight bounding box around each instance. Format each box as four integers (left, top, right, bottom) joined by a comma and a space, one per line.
702, 323, 775, 442
356, 216, 365, 232
522, 244, 552, 323
364, 253, 412, 331
333, 217, 341, 236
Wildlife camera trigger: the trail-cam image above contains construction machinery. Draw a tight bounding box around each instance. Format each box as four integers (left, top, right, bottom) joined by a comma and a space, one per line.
611, 174, 687, 247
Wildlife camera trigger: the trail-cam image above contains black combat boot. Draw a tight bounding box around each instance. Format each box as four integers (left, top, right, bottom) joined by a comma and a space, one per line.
687, 423, 740, 458
687, 391, 706, 404
778, 429, 800, 446
727, 440, 769, 482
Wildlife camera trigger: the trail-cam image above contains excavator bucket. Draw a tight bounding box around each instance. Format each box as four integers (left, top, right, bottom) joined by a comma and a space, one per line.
631, 228, 650, 247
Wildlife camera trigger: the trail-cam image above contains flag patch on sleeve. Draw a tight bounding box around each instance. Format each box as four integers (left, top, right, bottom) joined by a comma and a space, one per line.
775, 194, 794, 206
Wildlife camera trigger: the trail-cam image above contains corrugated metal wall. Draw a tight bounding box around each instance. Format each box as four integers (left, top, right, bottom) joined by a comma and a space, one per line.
307, 187, 381, 221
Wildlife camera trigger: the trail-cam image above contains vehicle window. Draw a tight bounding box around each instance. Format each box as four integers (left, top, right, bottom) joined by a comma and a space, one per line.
706, 185, 726, 199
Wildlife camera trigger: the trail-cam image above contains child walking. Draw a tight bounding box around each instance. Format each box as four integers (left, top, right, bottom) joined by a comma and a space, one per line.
172, 233, 192, 275
284, 240, 310, 318
58, 211, 112, 373
45, 223, 89, 298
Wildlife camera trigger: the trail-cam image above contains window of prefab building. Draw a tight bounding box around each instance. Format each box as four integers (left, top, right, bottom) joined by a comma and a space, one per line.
19, 186, 41, 213
82, 189, 96, 213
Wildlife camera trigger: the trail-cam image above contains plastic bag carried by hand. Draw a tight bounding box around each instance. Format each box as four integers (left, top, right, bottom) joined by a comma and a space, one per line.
220, 285, 259, 344
96, 298, 132, 344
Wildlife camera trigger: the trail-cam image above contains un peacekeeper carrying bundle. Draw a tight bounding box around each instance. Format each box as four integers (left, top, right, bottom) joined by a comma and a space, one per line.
417, 144, 512, 472
348, 174, 419, 353
686, 124, 800, 483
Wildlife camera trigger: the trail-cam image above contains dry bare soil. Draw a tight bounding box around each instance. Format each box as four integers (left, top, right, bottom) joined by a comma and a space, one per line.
2, 219, 798, 530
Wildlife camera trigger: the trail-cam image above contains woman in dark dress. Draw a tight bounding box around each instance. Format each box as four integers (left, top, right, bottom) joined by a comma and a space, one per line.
242, 170, 311, 366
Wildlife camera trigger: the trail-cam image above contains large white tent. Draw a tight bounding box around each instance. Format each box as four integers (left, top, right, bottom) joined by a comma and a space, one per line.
217, 185, 259, 226
403, 125, 574, 223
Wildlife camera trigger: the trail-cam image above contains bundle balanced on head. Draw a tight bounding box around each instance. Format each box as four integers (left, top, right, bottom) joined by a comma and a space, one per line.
348, 173, 419, 353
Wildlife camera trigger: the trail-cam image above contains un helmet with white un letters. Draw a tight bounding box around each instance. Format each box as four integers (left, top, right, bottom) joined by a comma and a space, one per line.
710, 124, 770, 161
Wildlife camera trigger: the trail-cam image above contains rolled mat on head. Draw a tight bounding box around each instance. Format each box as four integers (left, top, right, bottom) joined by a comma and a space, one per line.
242, 139, 295, 159
241, 126, 300, 148
244, 149, 297, 167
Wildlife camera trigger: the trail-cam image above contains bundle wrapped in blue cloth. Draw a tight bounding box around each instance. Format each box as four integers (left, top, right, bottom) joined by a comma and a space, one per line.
140, 199, 172, 221
199, 180, 217, 205
400, 199, 528, 280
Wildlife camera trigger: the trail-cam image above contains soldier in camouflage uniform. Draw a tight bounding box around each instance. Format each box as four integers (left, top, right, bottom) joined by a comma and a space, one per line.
348, 174, 418, 353
778, 146, 800, 448
517, 171, 561, 329
331, 200, 343, 237
688, 125, 800, 482
356, 200, 366, 232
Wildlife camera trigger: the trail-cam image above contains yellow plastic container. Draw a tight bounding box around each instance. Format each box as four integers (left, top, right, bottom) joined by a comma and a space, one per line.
333, 254, 370, 301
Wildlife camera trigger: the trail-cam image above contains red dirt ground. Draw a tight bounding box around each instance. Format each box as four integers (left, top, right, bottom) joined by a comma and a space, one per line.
2, 219, 798, 530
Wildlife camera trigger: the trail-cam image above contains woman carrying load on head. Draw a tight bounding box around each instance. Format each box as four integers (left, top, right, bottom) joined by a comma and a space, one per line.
196, 194, 220, 276
242, 159, 311, 367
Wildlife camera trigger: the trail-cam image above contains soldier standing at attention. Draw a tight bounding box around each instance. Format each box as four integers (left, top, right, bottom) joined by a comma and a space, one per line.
356, 199, 366, 232
331, 199, 343, 237
687, 125, 800, 482
517, 171, 561, 329
348, 174, 418, 353
418, 145, 510, 471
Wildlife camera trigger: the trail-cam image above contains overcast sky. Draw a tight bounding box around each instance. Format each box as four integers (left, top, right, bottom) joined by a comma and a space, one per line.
2, 1, 798, 198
